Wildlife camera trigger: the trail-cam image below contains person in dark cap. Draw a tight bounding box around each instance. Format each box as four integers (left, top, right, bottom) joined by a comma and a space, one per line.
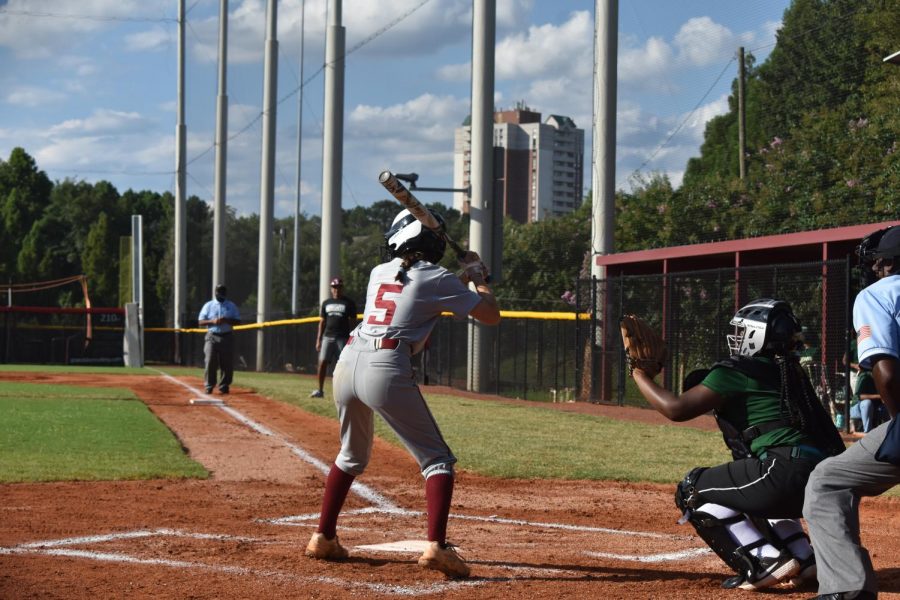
803, 224, 900, 600
197, 284, 242, 394
311, 277, 357, 398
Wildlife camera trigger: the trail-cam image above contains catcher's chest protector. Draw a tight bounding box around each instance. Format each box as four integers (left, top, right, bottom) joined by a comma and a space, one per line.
710, 356, 844, 458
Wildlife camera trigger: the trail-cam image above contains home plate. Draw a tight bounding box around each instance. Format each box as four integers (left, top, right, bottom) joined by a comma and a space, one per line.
189, 398, 225, 406
354, 540, 433, 554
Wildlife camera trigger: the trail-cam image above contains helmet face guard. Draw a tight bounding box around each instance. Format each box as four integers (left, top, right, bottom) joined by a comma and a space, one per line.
727, 298, 801, 357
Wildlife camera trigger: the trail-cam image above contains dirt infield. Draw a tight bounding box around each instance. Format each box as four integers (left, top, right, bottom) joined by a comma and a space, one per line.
1, 372, 898, 599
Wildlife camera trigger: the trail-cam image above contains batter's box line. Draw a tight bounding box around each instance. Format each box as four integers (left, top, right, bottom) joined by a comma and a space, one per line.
152, 369, 400, 512
265, 508, 695, 541
0, 528, 483, 596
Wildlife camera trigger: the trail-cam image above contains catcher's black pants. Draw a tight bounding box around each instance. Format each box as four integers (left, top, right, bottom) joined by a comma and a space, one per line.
691, 446, 823, 519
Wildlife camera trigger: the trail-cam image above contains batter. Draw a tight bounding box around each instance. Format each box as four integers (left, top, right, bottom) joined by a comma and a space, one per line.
305, 207, 500, 579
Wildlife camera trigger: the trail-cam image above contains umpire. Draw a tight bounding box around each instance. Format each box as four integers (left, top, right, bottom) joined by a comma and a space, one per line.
803, 226, 900, 600
197, 284, 241, 394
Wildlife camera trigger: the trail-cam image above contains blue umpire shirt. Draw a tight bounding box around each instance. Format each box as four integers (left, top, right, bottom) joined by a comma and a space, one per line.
854, 274, 900, 369
198, 298, 241, 334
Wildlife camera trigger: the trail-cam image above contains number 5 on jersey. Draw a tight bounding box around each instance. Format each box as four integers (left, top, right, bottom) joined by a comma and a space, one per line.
367, 283, 403, 326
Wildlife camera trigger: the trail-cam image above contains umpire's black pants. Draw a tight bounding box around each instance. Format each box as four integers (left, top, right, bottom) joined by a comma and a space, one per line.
204, 331, 234, 391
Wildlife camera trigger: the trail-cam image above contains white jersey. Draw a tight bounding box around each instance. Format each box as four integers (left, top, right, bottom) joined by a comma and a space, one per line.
854, 273, 900, 369
354, 258, 481, 354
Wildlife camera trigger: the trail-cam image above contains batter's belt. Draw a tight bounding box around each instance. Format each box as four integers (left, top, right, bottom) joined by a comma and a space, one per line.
347, 335, 410, 353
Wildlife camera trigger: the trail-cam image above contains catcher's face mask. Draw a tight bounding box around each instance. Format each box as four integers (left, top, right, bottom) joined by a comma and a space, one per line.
727, 298, 799, 357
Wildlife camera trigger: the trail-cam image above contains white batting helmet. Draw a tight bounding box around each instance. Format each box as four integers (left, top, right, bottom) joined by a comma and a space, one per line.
384, 208, 447, 263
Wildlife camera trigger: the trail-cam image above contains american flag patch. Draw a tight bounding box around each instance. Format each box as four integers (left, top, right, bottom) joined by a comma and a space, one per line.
858, 325, 872, 343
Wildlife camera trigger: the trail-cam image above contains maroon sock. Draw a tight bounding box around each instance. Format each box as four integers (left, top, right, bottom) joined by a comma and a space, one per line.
317, 464, 355, 539
425, 474, 454, 544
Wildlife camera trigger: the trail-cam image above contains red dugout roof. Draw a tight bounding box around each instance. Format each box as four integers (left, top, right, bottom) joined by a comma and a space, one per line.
595, 220, 900, 276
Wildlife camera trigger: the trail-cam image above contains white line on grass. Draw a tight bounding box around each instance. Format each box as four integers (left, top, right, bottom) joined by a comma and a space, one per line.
151, 369, 399, 511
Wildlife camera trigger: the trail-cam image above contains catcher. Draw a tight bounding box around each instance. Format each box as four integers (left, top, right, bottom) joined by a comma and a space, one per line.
622, 299, 844, 591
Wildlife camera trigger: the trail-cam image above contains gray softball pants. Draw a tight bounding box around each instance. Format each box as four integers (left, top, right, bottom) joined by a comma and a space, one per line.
803, 419, 900, 595
331, 337, 456, 479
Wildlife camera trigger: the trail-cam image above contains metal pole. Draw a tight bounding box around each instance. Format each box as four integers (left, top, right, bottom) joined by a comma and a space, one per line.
591, 0, 618, 279
212, 0, 229, 292
467, 0, 495, 393
291, 0, 307, 316
319, 0, 345, 303
174, 0, 187, 332
738, 47, 746, 180
256, 0, 278, 371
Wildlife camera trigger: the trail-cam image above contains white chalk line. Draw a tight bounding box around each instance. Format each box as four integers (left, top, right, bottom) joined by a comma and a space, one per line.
7, 528, 271, 550
585, 547, 712, 563
267, 508, 690, 540
151, 369, 399, 511
2, 544, 481, 596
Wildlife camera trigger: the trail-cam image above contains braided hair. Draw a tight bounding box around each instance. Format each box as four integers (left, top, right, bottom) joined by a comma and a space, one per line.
393, 250, 426, 283
773, 350, 845, 456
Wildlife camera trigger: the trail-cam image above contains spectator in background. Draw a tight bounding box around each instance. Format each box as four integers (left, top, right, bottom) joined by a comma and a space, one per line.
197, 284, 241, 394
311, 277, 357, 398
799, 327, 820, 367
850, 368, 888, 434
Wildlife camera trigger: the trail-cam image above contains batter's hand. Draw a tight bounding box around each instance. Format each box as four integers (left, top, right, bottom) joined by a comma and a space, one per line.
458, 251, 488, 284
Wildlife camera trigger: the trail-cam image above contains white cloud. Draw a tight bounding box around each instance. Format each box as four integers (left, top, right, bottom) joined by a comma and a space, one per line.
618, 36, 677, 89
5, 85, 67, 106
494, 10, 593, 80
436, 62, 470, 83
674, 16, 736, 67
48, 109, 152, 137
58, 55, 99, 77
125, 27, 171, 52
0, 0, 157, 58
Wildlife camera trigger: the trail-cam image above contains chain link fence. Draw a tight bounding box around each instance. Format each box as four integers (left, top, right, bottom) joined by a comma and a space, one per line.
583, 257, 857, 422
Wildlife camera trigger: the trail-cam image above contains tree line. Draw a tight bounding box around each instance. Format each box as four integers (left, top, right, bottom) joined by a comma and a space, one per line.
2, 0, 897, 325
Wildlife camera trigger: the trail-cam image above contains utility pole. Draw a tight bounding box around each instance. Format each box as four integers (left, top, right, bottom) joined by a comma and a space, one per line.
174, 0, 187, 341
591, 0, 617, 279
212, 0, 228, 292
256, 0, 278, 371
738, 46, 746, 181
292, 0, 307, 317
319, 0, 345, 304
467, 0, 495, 394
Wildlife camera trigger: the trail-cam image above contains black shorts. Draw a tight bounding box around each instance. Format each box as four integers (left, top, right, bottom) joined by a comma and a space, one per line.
691, 446, 822, 519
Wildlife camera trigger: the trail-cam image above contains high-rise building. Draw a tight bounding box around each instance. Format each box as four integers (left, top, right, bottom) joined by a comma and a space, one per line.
453, 103, 584, 223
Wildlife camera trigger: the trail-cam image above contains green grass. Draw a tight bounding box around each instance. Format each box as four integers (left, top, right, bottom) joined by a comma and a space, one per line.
2, 365, 896, 497
0, 381, 207, 483
202, 369, 733, 483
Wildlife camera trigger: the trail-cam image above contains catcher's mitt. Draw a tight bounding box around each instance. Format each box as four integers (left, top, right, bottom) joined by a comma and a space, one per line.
620, 314, 667, 378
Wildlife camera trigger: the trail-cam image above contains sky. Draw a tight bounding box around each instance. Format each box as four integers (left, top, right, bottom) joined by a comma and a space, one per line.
0, 0, 792, 219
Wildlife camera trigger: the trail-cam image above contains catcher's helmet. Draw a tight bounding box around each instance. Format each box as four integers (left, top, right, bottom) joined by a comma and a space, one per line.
384, 208, 447, 264
727, 298, 801, 357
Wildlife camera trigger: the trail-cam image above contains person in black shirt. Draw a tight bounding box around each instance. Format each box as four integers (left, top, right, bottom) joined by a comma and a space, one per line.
311, 277, 357, 398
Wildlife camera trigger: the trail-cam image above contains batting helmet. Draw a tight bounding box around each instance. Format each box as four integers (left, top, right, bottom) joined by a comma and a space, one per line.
384, 208, 447, 264
727, 298, 801, 357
